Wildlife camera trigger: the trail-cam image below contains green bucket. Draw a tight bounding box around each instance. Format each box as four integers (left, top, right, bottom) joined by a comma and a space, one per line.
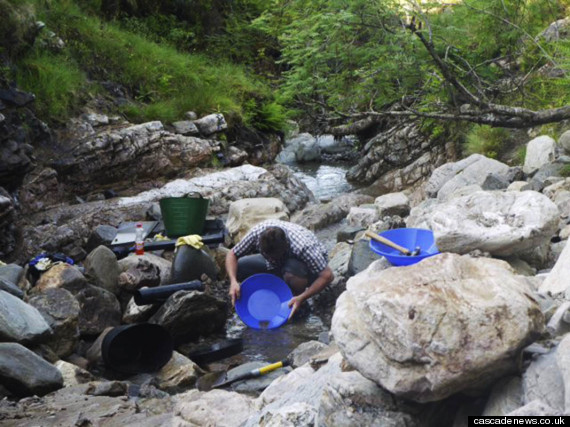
159, 194, 210, 238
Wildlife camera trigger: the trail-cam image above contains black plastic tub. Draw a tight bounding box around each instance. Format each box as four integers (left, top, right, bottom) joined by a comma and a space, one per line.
101, 324, 173, 374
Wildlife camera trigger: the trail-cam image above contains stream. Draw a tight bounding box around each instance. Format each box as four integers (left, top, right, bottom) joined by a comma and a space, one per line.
220, 160, 355, 363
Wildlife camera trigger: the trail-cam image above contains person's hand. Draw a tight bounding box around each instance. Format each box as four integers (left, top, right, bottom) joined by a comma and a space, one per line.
229, 280, 241, 306
288, 295, 305, 320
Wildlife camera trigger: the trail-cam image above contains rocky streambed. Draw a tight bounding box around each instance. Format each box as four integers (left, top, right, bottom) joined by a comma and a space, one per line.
2, 93, 570, 425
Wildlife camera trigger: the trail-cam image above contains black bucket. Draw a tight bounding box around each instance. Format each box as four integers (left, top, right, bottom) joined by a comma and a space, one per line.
134, 280, 204, 306
101, 324, 173, 374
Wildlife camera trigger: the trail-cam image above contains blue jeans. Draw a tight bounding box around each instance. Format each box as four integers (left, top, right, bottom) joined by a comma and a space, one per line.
236, 254, 316, 283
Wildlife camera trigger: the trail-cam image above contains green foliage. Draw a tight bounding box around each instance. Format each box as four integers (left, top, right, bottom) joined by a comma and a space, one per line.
0, 0, 36, 59
18, 52, 86, 120
560, 164, 570, 177
515, 146, 526, 166
13, 0, 283, 129
464, 125, 510, 159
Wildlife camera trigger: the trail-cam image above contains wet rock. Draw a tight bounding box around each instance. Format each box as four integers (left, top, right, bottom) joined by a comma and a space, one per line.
0, 342, 63, 397
55, 360, 95, 387
347, 239, 384, 276
332, 254, 544, 402
524, 135, 558, 174
156, 351, 204, 393
33, 263, 88, 294
75, 285, 121, 336
28, 288, 80, 357
149, 290, 226, 343
84, 245, 120, 295
0, 290, 52, 344
226, 197, 289, 243
193, 113, 228, 136
408, 190, 559, 257
0, 88, 35, 107
0, 263, 24, 298
336, 225, 365, 243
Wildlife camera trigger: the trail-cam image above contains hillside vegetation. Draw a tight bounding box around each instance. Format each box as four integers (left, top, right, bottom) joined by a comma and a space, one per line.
1, 0, 569, 154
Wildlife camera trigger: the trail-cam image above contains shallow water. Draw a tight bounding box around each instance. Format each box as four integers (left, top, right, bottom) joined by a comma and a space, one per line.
287, 162, 355, 200
225, 312, 329, 362
219, 161, 353, 363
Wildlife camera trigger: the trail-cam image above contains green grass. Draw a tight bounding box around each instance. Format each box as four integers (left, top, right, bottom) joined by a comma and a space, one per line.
464, 125, 511, 159
19, 53, 86, 120
14, 0, 284, 129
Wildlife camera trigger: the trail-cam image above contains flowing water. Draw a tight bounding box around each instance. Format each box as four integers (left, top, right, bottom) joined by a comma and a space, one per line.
221, 160, 354, 363
287, 161, 356, 201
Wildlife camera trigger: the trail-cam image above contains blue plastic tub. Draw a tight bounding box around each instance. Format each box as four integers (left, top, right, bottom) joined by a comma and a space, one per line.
369, 228, 439, 266
235, 274, 293, 330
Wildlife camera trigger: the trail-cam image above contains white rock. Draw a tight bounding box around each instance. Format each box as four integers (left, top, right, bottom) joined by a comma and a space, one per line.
560, 130, 570, 154
425, 154, 509, 200
374, 192, 410, 217
539, 240, 570, 297
346, 206, 379, 228
226, 198, 289, 243
331, 253, 544, 402
523, 135, 557, 174
407, 190, 559, 257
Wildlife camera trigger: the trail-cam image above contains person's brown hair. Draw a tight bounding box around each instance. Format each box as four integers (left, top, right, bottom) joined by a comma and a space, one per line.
259, 227, 289, 261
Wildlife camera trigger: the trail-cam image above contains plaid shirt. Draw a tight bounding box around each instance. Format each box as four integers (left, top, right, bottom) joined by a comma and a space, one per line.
232, 219, 328, 275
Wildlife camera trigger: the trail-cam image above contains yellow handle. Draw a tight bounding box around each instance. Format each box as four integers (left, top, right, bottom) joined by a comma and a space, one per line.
258, 361, 284, 375
365, 230, 411, 255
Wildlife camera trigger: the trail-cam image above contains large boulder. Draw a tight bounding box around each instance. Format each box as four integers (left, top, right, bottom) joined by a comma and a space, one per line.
407, 190, 559, 257
523, 135, 558, 174
0, 342, 63, 397
83, 245, 120, 295
226, 197, 289, 243
424, 154, 510, 200
331, 253, 544, 402
27, 288, 80, 357
75, 285, 121, 336
0, 290, 52, 344
33, 263, 88, 294
149, 291, 226, 342
276, 133, 320, 163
